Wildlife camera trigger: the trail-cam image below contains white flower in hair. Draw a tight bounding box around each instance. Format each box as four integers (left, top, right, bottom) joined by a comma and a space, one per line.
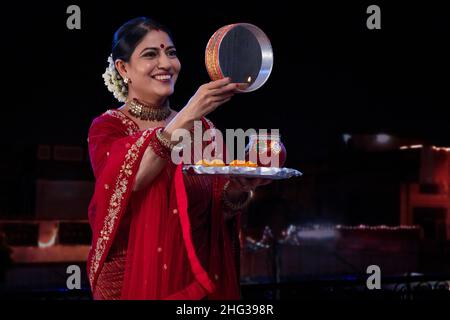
102, 54, 128, 102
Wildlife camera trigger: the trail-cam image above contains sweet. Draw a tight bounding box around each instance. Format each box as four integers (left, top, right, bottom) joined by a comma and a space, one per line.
196, 159, 257, 167
229, 160, 258, 167
209, 159, 226, 167
245, 161, 258, 167
195, 159, 225, 167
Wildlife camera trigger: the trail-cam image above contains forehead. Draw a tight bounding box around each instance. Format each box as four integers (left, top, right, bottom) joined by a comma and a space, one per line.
135, 30, 174, 50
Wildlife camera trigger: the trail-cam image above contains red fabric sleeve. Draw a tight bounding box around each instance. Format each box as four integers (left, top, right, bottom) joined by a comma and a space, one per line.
88, 115, 136, 179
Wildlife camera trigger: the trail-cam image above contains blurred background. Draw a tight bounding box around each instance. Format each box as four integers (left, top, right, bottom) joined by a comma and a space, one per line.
0, 0, 449, 299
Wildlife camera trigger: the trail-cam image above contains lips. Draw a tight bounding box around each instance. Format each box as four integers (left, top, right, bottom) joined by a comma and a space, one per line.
151, 73, 172, 82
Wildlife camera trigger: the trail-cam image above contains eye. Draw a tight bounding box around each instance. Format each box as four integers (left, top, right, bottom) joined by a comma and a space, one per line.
166, 49, 177, 58
143, 51, 157, 58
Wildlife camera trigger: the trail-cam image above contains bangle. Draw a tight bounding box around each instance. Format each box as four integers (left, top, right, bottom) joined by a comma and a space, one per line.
222, 181, 254, 211
156, 128, 184, 153
156, 128, 174, 150
149, 128, 171, 160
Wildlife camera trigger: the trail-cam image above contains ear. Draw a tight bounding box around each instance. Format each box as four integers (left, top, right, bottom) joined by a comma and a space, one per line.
114, 59, 129, 80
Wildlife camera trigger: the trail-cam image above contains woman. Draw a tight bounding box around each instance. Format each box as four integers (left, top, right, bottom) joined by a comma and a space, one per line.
87, 17, 270, 300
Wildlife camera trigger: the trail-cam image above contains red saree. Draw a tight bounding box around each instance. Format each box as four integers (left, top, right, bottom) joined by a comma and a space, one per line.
87, 109, 240, 300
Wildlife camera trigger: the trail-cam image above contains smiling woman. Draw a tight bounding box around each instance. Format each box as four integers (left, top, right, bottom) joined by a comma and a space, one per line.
113, 23, 180, 106
87, 17, 268, 300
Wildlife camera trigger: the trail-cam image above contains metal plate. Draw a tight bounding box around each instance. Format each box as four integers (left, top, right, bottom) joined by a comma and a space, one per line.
183, 165, 302, 180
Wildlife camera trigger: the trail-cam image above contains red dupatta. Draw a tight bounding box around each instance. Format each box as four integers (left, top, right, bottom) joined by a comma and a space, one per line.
87, 109, 240, 300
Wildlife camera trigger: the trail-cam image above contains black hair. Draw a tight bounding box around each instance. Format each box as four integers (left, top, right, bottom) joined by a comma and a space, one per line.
111, 17, 174, 62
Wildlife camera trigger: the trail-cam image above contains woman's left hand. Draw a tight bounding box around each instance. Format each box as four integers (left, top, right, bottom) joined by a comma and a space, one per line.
229, 177, 272, 192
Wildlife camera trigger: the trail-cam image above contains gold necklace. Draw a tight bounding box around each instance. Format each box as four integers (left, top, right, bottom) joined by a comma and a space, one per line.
127, 98, 171, 121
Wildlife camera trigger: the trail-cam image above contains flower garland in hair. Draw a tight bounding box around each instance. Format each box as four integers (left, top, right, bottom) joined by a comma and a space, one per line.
102, 54, 128, 102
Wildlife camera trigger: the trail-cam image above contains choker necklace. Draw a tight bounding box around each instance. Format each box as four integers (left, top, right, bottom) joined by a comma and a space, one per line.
127, 98, 171, 121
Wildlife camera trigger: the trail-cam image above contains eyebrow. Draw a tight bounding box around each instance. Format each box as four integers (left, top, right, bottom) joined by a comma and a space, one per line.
139, 46, 176, 55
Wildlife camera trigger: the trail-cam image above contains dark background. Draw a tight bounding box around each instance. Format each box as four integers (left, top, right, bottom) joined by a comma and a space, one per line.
1, 0, 449, 223
5, 1, 449, 144
0, 1, 449, 299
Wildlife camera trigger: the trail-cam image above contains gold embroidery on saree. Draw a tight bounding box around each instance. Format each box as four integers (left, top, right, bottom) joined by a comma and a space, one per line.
89, 128, 152, 286
105, 109, 140, 136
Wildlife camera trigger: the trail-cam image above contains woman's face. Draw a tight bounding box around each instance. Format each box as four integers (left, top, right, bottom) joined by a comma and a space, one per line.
120, 30, 181, 103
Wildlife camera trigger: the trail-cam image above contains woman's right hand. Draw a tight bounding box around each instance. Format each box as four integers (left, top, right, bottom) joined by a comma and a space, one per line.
163, 77, 238, 137
182, 77, 238, 122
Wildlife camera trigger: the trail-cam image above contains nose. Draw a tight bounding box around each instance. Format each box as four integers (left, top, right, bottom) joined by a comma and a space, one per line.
157, 52, 172, 70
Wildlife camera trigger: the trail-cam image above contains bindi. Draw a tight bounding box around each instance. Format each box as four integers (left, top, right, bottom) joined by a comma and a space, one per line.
160, 44, 165, 49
